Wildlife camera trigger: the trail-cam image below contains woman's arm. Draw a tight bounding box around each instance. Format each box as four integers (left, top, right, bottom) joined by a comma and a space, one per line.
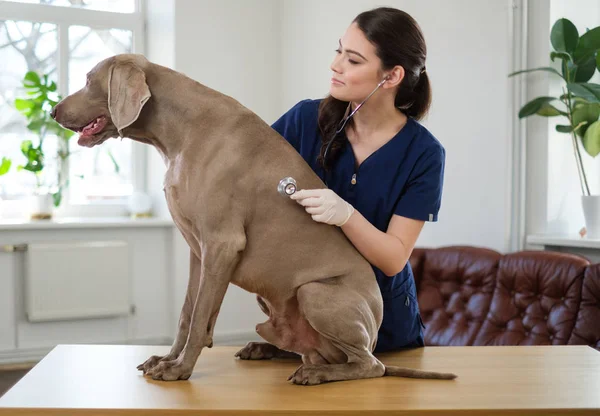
291, 189, 424, 276
341, 211, 424, 276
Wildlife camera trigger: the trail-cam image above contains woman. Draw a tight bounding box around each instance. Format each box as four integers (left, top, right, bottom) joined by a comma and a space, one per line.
271, 7, 445, 353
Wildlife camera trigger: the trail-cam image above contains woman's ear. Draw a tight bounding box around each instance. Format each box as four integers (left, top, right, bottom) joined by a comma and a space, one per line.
383, 66, 405, 88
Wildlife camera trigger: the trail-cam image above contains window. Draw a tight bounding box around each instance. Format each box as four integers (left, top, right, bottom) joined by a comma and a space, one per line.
0, 0, 145, 216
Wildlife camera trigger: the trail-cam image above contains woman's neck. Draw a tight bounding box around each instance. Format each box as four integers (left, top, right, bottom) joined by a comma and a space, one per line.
347, 95, 407, 143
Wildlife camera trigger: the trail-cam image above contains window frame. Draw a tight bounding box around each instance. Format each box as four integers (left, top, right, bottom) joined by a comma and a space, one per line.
0, 0, 147, 217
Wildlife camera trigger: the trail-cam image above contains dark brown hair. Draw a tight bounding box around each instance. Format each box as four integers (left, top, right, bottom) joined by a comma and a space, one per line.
317, 7, 431, 170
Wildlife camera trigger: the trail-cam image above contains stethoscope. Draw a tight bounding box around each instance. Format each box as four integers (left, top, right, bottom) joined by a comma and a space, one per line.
278, 75, 390, 197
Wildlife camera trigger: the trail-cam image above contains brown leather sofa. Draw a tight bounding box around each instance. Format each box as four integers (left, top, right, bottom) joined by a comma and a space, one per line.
409, 246, 600, 350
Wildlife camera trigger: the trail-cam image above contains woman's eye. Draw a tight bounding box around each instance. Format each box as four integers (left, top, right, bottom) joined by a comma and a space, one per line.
335, 48, 359, 64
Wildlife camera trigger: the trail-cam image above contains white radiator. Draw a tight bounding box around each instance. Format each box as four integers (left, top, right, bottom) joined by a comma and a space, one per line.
24, 241, 130, 322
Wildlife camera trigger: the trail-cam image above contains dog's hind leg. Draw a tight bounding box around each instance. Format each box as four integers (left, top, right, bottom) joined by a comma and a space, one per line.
235, 296, 301, 360
138, 248, 201, 374
291, 281, 456, 384
235, 342, 300, 360
288, 281, 386, 385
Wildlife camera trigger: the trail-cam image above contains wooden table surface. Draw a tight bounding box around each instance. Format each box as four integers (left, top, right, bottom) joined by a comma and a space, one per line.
0, 344, 599, 415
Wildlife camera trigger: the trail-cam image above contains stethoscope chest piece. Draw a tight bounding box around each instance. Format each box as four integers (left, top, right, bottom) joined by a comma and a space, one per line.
278, 176, 297, 197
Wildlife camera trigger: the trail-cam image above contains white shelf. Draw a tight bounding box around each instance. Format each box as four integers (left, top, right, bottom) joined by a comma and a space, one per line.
526, 234, 600, 250
0, 216, 174, 231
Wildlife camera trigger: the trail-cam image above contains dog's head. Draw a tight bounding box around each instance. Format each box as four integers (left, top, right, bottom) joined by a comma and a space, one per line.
52, 54, 151, 148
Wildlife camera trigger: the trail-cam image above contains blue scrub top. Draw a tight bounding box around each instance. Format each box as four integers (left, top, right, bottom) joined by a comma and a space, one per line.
271, 98, 445, 352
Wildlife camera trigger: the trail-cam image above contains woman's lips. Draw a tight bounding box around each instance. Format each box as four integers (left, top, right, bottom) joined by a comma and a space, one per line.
331, 78, 344, 85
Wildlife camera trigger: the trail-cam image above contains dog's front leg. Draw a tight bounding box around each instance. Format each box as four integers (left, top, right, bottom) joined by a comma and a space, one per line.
146, 238, 244, 381
137, 249, 201, 374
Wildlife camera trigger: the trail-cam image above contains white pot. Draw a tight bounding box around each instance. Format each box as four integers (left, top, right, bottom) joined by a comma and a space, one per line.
127, 191, 153, 218
582, 195, 600, 238
30, 193, 53, 220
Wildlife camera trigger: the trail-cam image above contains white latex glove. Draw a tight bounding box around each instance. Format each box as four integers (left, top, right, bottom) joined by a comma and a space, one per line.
290, 188, 355, 226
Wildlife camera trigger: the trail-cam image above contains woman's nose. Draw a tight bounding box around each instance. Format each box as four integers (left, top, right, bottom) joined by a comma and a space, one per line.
330, 58, 342, 74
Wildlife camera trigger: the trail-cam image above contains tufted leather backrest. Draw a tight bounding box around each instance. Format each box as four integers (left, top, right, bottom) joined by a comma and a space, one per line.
568, 263, 600, 349
411, 247, 598, 349
473, 251, 588, 346
416, 246, 500, 346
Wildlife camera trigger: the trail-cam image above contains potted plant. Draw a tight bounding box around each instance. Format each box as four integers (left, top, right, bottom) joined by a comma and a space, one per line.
1, 71, 75, 220
510, 18, 600, 237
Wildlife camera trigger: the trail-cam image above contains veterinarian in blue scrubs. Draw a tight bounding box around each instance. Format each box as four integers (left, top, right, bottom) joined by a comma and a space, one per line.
271, 7, 445, 353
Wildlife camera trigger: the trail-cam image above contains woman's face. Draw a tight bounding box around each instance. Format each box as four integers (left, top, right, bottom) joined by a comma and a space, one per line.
329, 23, 387, 102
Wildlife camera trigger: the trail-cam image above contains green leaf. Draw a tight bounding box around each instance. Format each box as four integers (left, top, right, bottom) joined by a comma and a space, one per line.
48, 81, 57, 92
24, 71, 41, 87
573, 103, 600, 137
508, 66, 563, 78
537, 103, 566, 117
14, 98, 34, 112
568, 82, 600, 102
0, 157, 11, 176
52, 189, 62, 207
27, 119, 45, 133
556, 125, 573, 133
106, 149, 120, 174
519, 97, 557, 118
582, 120, 600, 157
20, 140, 33, 155
574, 27, 600, 62
572, 56, 597, 82
597, 51, 600, 72
22, 162, 43, 173
550, 51, 572, 62
551, 18, 579, 53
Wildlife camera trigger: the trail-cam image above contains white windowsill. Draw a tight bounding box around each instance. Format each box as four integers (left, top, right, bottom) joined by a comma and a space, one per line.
0, 216, 174, 231
526, 234, 600, 250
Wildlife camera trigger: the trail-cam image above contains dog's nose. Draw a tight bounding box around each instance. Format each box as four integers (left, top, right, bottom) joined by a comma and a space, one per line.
50, 105, 58, 120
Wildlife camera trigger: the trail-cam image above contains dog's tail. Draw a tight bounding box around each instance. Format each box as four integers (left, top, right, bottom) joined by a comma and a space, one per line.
384, 365, 457, 380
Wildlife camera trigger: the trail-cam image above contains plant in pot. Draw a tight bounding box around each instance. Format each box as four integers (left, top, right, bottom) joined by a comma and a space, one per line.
510, 18, 600, 238
2, 71, 75, 220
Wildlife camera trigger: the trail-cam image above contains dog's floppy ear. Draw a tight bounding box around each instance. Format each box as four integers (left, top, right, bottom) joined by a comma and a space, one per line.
108, 62, 151, 136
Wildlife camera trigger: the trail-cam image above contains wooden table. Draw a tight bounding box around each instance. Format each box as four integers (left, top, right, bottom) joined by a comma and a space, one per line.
1, 344, 599, 415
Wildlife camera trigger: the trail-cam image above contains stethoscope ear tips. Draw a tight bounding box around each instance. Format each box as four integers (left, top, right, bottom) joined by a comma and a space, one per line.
278, 177, 297, 197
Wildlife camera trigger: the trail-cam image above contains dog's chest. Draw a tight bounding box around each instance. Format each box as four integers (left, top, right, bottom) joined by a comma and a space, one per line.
163, 184, 194, 230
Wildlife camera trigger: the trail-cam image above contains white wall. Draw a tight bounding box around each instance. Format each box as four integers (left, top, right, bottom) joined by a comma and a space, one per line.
145, 0, 519, 342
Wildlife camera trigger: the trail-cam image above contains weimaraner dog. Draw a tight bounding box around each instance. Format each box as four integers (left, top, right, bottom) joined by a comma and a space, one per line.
52, 54, 456, 385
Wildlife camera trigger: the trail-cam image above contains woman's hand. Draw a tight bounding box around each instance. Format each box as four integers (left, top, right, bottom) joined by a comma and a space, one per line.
290, 188, 355, 226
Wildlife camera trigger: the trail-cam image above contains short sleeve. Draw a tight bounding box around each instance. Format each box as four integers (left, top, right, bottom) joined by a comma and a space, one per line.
393, 144, 445, 222
270, 99, 311, 153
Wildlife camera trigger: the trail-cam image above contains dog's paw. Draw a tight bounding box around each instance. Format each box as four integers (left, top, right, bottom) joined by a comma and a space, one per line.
137, 354, 176, 374
145, 358, 193, 381
234, 342, 277, 360
288, 364, 326, 385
